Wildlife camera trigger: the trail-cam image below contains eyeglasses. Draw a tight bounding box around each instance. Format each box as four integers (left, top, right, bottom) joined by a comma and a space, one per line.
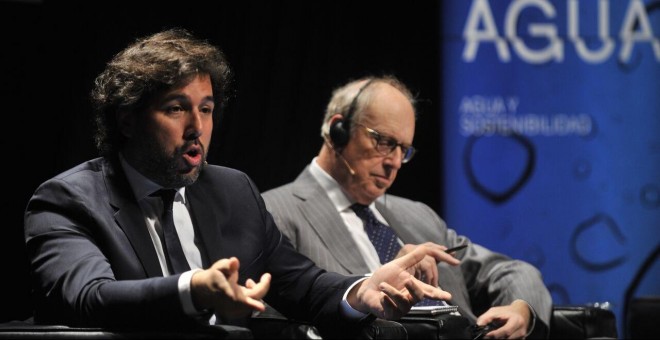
356, 123, 416, 163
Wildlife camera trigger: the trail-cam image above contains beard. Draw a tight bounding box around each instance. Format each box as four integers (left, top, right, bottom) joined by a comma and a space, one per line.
131, 137, 206, 188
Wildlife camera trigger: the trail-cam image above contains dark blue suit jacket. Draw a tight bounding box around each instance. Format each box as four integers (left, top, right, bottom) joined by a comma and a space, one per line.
24, 157, 358, 328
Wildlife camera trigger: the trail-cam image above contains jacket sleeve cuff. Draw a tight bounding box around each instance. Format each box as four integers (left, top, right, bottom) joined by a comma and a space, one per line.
340, 276, 373, 321
178, 268, 209, 316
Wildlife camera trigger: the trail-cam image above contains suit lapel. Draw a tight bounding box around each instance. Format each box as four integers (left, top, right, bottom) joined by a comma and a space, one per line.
294, 170, 371, 274
376, 200, 418, 244
104, 159, 163, 278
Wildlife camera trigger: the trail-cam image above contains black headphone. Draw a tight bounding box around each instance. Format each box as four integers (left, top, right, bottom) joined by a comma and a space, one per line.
328, 79, 375, 149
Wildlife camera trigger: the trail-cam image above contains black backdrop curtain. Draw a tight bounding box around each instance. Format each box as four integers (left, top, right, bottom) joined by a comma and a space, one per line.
1, 0, 442, 322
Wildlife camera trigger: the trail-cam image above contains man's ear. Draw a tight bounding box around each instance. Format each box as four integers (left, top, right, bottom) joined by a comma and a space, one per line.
329, 113, 345, 126
116, 109, 135, 138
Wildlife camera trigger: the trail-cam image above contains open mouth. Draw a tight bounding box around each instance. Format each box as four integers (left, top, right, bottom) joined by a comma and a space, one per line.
186, 148, 200, 157
181, 145, 203, 168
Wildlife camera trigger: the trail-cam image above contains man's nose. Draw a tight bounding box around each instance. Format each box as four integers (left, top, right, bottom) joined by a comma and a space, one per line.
185, 110, 204, 140
383, 147, 403, 169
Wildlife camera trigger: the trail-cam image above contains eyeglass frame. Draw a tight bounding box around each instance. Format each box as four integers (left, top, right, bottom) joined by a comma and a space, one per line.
355, 123, 417, 163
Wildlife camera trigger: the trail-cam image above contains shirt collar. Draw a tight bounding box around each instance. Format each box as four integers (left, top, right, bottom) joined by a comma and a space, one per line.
309, 157, 365, 213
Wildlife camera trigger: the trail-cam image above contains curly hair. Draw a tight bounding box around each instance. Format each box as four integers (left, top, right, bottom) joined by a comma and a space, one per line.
90, 28, 232, 157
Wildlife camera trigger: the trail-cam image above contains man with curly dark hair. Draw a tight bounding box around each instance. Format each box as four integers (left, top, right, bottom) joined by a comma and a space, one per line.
24, 28, 450, 334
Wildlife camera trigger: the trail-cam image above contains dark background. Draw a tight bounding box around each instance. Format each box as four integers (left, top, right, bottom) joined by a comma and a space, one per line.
1, 0, 443, 322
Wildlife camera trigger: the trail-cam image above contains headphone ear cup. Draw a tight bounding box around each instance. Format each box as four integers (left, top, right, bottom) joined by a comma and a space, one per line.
329, 119, 349, 149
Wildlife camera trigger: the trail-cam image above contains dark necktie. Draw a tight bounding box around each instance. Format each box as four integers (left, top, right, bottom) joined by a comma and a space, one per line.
351, 203, 402, 264
152, 189, 191, 274
351, 203, 448, 307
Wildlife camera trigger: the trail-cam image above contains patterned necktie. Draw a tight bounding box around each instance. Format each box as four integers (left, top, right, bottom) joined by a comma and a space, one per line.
152, 189, 191, 274
351, 203, 448, 307
351, 203, 402, 264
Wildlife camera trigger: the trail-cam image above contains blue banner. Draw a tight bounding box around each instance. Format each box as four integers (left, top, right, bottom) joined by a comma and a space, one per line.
441, 1, 660, 335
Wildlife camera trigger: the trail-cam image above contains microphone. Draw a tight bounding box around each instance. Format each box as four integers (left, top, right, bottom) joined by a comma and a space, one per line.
324, 136, 355, 175
338, 152, 355, 176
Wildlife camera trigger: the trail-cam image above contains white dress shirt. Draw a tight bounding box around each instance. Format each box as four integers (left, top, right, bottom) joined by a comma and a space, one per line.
308, 157, 403, 271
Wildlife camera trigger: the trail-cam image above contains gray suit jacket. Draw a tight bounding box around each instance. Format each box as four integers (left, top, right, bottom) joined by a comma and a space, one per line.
262, 166, 552, 332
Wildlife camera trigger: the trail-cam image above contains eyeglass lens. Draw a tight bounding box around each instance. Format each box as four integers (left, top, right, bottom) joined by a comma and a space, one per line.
369, 129, 416, 163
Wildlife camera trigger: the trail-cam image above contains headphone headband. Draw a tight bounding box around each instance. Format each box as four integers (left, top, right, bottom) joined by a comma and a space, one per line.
328, 79, 375, 149
344, 79, 375, 124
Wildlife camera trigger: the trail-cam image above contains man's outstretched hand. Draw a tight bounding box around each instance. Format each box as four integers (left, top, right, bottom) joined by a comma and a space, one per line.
191, 257, 271, 320
396, 242, 461, 286
347, 245, 453, 319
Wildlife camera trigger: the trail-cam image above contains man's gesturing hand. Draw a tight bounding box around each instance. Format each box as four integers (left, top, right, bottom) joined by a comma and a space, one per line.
191, 257, 271, 320
348, 245, 453, 319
